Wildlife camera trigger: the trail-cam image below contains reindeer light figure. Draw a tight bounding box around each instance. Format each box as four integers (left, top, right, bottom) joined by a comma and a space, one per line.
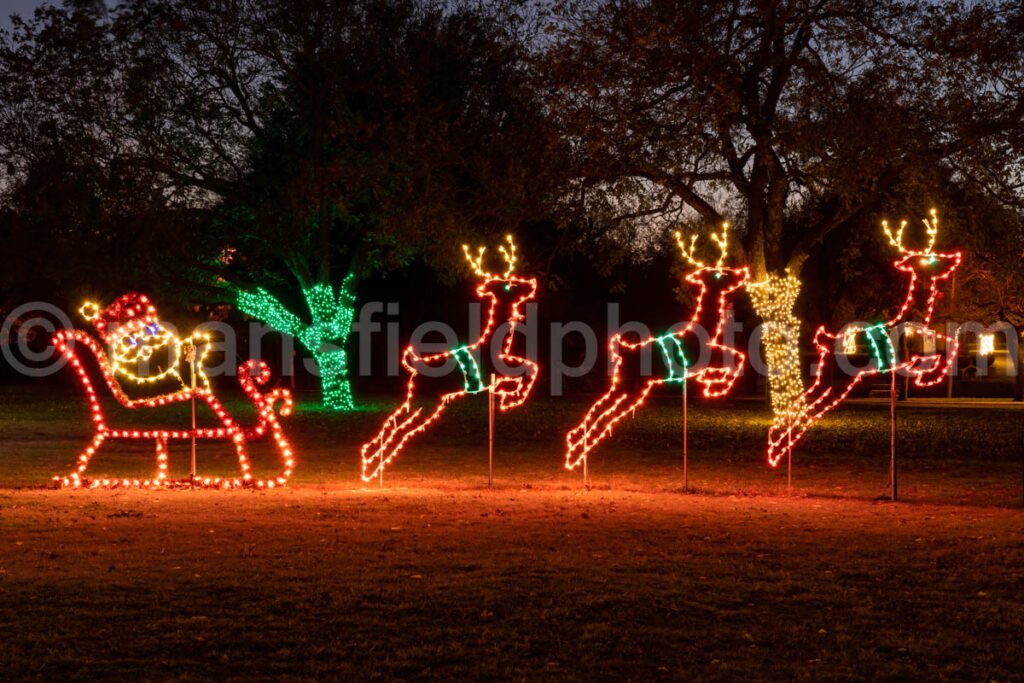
766, 210, 962, 466
564, 223, 750, 471
361, 235, 538, 481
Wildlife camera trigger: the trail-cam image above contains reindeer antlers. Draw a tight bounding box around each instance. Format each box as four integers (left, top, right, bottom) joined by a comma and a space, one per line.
921, 209, 939, 254
675, 221, 730, 269
498, 234, 517, 278
674, 231, 704, 269
462, 234, 519, 278
462, 244, 488, 277
710, 222, 729, 268
883, 209, 940, 255
882, 219, 909, 253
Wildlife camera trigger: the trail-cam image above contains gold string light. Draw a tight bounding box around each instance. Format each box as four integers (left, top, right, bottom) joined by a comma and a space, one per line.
747, 270, 805, 417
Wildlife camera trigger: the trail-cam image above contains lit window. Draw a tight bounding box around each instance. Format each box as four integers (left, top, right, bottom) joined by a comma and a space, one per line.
841, 329, 858, 355
979, 333, 995, 356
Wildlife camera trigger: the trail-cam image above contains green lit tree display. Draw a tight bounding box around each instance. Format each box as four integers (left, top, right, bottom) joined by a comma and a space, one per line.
236, 279, 356, 411
203, 0, 556, 411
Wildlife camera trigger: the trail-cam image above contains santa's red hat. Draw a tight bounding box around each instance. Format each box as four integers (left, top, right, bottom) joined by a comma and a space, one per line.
79, 292, 159, 342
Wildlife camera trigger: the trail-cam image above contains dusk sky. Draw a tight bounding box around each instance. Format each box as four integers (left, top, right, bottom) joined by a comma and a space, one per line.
2, 0, 51, 30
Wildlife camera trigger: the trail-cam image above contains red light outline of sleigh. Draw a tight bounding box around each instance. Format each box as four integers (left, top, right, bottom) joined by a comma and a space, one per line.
52, 329, 296, 489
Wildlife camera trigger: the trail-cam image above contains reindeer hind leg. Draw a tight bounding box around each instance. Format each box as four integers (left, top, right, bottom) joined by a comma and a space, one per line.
369, 400, 451, 479
566, 386, 630, 468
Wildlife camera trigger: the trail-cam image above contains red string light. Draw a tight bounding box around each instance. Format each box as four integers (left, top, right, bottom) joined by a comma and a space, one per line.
361, 236, 538, 481
565, 223, 750, 470
52, 293, 296, 489
767, 211, 962, 466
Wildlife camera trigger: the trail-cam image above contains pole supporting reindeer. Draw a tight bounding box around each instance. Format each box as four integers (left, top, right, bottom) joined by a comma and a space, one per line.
564, 222, 750, 472
767, 210, 963, 467
360, 235, 539, 482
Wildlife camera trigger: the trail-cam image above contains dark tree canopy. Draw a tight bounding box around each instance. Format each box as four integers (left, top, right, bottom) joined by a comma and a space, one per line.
0, 0, 563, 301
545, 0, 1024, 278
1, 0, 1021, 347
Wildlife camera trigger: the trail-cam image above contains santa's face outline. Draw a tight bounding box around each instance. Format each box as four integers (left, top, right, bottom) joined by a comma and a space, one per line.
80, 292, 214, 391
109, 320, 182, 383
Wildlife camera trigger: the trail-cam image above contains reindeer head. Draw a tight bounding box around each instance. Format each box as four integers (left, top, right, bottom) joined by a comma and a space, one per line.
462, 234, 538, 306
883, 209, 962, 280
675, 222, 750, 294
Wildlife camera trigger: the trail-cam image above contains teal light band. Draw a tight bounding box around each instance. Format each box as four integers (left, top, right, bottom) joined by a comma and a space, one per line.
451, 346, 487, 394
655, 333, 690, 383
863, 323, 898, 372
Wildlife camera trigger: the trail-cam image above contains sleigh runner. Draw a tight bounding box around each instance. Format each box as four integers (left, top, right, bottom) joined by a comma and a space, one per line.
52, 293, 296, 489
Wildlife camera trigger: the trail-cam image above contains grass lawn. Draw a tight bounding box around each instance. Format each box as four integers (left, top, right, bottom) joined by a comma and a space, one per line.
1, 382, 1023, 679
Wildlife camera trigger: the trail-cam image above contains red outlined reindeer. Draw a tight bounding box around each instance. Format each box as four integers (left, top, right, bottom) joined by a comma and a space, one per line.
360, 236, 538, 481
766, 210, 962, 466
565, 223, 750, 470
52, 292, 295, 489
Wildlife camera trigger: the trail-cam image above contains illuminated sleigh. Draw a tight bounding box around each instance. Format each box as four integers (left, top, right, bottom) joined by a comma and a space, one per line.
52, 329, 296, 489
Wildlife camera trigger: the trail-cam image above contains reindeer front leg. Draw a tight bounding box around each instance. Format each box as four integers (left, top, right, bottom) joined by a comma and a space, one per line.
696, 343, 745, 397
361, 401, 417, 480
907, 337, 956, 387
574, 383, 656, 462
565, 377, 630, 469
492, 358, 538, 410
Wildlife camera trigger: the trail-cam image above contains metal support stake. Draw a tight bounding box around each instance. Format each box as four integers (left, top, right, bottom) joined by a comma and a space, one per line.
290, 349, 297, 392
189, 346, 197, 481
890, 369, 898, 502
583, 433, 590, 489
682, 379, 688, 492
787, 430, 792, 497
488, 387, 495, 489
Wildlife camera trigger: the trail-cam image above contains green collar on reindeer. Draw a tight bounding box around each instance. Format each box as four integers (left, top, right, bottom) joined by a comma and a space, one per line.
863, 324, 898, 373
451, 346, 488, 394
655, 333, 690, 383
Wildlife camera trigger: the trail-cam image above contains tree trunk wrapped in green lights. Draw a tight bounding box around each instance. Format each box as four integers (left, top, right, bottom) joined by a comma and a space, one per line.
236, 275, 356, 411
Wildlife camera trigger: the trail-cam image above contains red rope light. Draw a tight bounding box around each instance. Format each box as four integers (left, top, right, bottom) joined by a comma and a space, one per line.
767, 210, 963, 466
52, 293, 295, 489
361, 236, 538, 481
565, 223, 750, 470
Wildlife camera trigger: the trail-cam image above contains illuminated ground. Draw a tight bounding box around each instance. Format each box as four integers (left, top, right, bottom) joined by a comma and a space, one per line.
1, 385, 1022, 678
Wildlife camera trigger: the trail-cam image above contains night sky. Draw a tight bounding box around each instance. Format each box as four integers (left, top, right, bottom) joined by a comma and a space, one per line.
2, 1, 60, 30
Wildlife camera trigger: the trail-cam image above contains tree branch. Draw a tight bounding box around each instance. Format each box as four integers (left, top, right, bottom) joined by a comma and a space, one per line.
629, 166, 725, 224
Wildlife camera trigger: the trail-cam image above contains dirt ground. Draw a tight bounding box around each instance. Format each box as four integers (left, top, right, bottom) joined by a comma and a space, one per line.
1, 386, 1023, 680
